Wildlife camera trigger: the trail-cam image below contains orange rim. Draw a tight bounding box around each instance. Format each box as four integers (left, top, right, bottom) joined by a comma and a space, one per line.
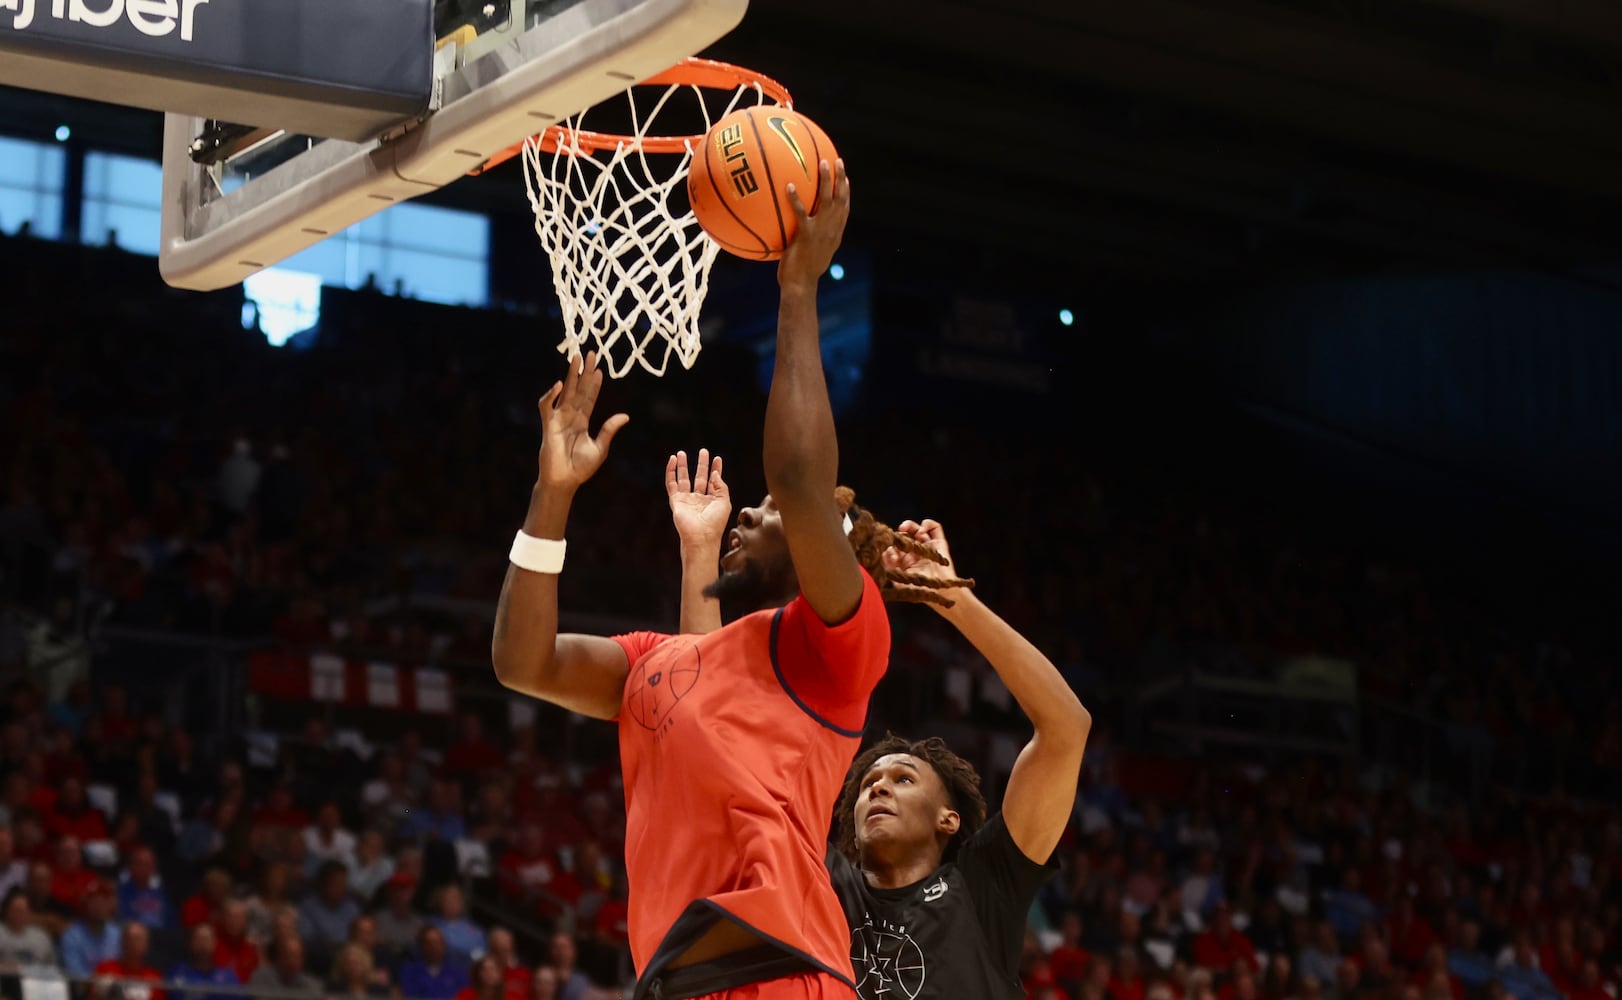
470, 57, 792, 175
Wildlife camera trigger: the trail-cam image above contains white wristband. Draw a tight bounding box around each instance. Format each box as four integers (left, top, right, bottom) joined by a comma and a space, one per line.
509, 531, 566, 574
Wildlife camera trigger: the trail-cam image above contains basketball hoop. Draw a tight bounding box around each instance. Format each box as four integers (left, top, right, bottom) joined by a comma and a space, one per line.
484, 57, 792, 378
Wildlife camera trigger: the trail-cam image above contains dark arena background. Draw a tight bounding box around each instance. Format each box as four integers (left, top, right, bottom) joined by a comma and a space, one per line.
2, 3, 1620, 1000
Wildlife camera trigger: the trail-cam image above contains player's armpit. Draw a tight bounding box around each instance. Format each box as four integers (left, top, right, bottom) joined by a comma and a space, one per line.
494, 632, 629, 720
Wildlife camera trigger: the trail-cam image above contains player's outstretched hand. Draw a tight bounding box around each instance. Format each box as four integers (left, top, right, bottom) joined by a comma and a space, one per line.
667, 448, 731, 548
536, 351, 629, 492
883, 518, 973, 611
778, 158, 850, 291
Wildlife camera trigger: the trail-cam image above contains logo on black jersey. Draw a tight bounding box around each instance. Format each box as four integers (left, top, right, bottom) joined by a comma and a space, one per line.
851, 925, 926, 1000
922, 877, 948, 902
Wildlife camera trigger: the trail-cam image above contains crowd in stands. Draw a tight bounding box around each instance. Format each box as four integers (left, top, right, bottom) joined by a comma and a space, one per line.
0, 235, 1618, 1000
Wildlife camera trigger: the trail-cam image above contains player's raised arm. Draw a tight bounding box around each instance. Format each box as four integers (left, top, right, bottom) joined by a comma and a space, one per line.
492, 351, 634, 720
888, 520, 1092, 864
763, 159, 861, 625
666, 448, 730, 634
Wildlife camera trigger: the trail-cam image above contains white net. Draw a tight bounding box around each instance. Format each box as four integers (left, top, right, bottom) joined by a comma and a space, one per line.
521, 73, 775, 378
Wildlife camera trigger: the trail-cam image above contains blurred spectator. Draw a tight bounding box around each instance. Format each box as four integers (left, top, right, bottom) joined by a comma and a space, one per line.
60, 880, 121, 976
1194, 905, 1258, 975
1299, 921, 1341, 988
297, 861, 361, 960
485, 928, 528, 1000
49, 835, 98, 911
46, 777, 108, 841
401, 780, 467, 844
531, 966, 560, 1000
1187, 849, 1219, 914
90, 921, 161, 1000
547, 932, 590, 1000
1497, 937, 1559, 1000
217, 438, 261, 516
1411, 945, 1465, 1000
304, 802, 357, 868
26, 859, 72, 934
248, 934, 322, 998
180, 868, 230, 929
211, 899, 259, 982
455, 955, 508, 1000
0, 888, 57, 967
0, 829, 26, 900
166, 923, 239, 1000
48, 681, 94, 739
253, 785, 308, 831
330, 942, 386, 999
444, 715, 503, 779
347, 830, 394, 904
371, 872, 423, 966
1050, 912, 1090, 994
244, 862, 294, 946
431, 884, 487, 967
117, 847, 173, 930
360, 755, 415, 832
1387, 897, 1437, 969
1323, 870, 1377, 944
398, 925, 469, 1000
345, 916, 392, 992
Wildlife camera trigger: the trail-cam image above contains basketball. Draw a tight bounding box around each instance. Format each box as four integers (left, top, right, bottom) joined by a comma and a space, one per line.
688, 106, 839, 261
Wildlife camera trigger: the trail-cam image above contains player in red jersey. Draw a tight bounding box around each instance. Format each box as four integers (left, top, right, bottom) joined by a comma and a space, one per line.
493, 162, 964, 1000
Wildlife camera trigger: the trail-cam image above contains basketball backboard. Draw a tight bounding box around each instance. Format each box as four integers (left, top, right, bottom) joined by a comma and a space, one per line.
157, 0, 748, 292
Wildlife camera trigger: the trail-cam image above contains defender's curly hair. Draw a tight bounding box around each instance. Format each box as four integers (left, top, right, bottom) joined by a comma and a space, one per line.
833, 733, 988, 864
835, 487, 976, 608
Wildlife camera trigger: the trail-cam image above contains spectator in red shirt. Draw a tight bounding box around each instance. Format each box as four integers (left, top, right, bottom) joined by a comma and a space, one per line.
96, 687, 139, 749
91, 920, 164, 1000
495, 824, 567, 907
1410, 944, 1465, 1000
43, 728, 90, 787
1387, 896, 1438, 969
483, 927, 529, 1000
46, 778, 109, 842
1110, 946, 1148, 1000
49, 836, 98, 911
1540, 917, 1583, 993
212, 899, 259, 982
1568, 960, 1613, 1000
252, 785, 308, 831
1050, 912, 1092, 994
180, 868, 232, 928
443, 714, 503, 779
452, 955, 506, 1000
1195, 904, 1259, 974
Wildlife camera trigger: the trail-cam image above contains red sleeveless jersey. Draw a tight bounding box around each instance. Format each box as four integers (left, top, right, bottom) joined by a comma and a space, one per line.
611, 571, 890, 996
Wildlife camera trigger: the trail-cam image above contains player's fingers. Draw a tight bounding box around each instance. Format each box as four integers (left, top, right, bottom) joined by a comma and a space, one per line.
710, 455, 727, 496
897, 519, 921, 534
694, 448, 710, 495
594, 412, 630, 451
785, 183, 809, 223
675, 450, 691, 494
812, 160, 835, 215
537, 382, 564, 431
665, 454, 679, 496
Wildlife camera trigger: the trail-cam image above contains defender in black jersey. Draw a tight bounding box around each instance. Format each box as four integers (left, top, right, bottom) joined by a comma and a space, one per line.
826, 519, 1092, 1000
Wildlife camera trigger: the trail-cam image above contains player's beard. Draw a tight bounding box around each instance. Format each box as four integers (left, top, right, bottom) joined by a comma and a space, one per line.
703, 559, 789, 618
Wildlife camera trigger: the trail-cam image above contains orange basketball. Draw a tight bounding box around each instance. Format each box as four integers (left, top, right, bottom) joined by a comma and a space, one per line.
688, 106, 838, 261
